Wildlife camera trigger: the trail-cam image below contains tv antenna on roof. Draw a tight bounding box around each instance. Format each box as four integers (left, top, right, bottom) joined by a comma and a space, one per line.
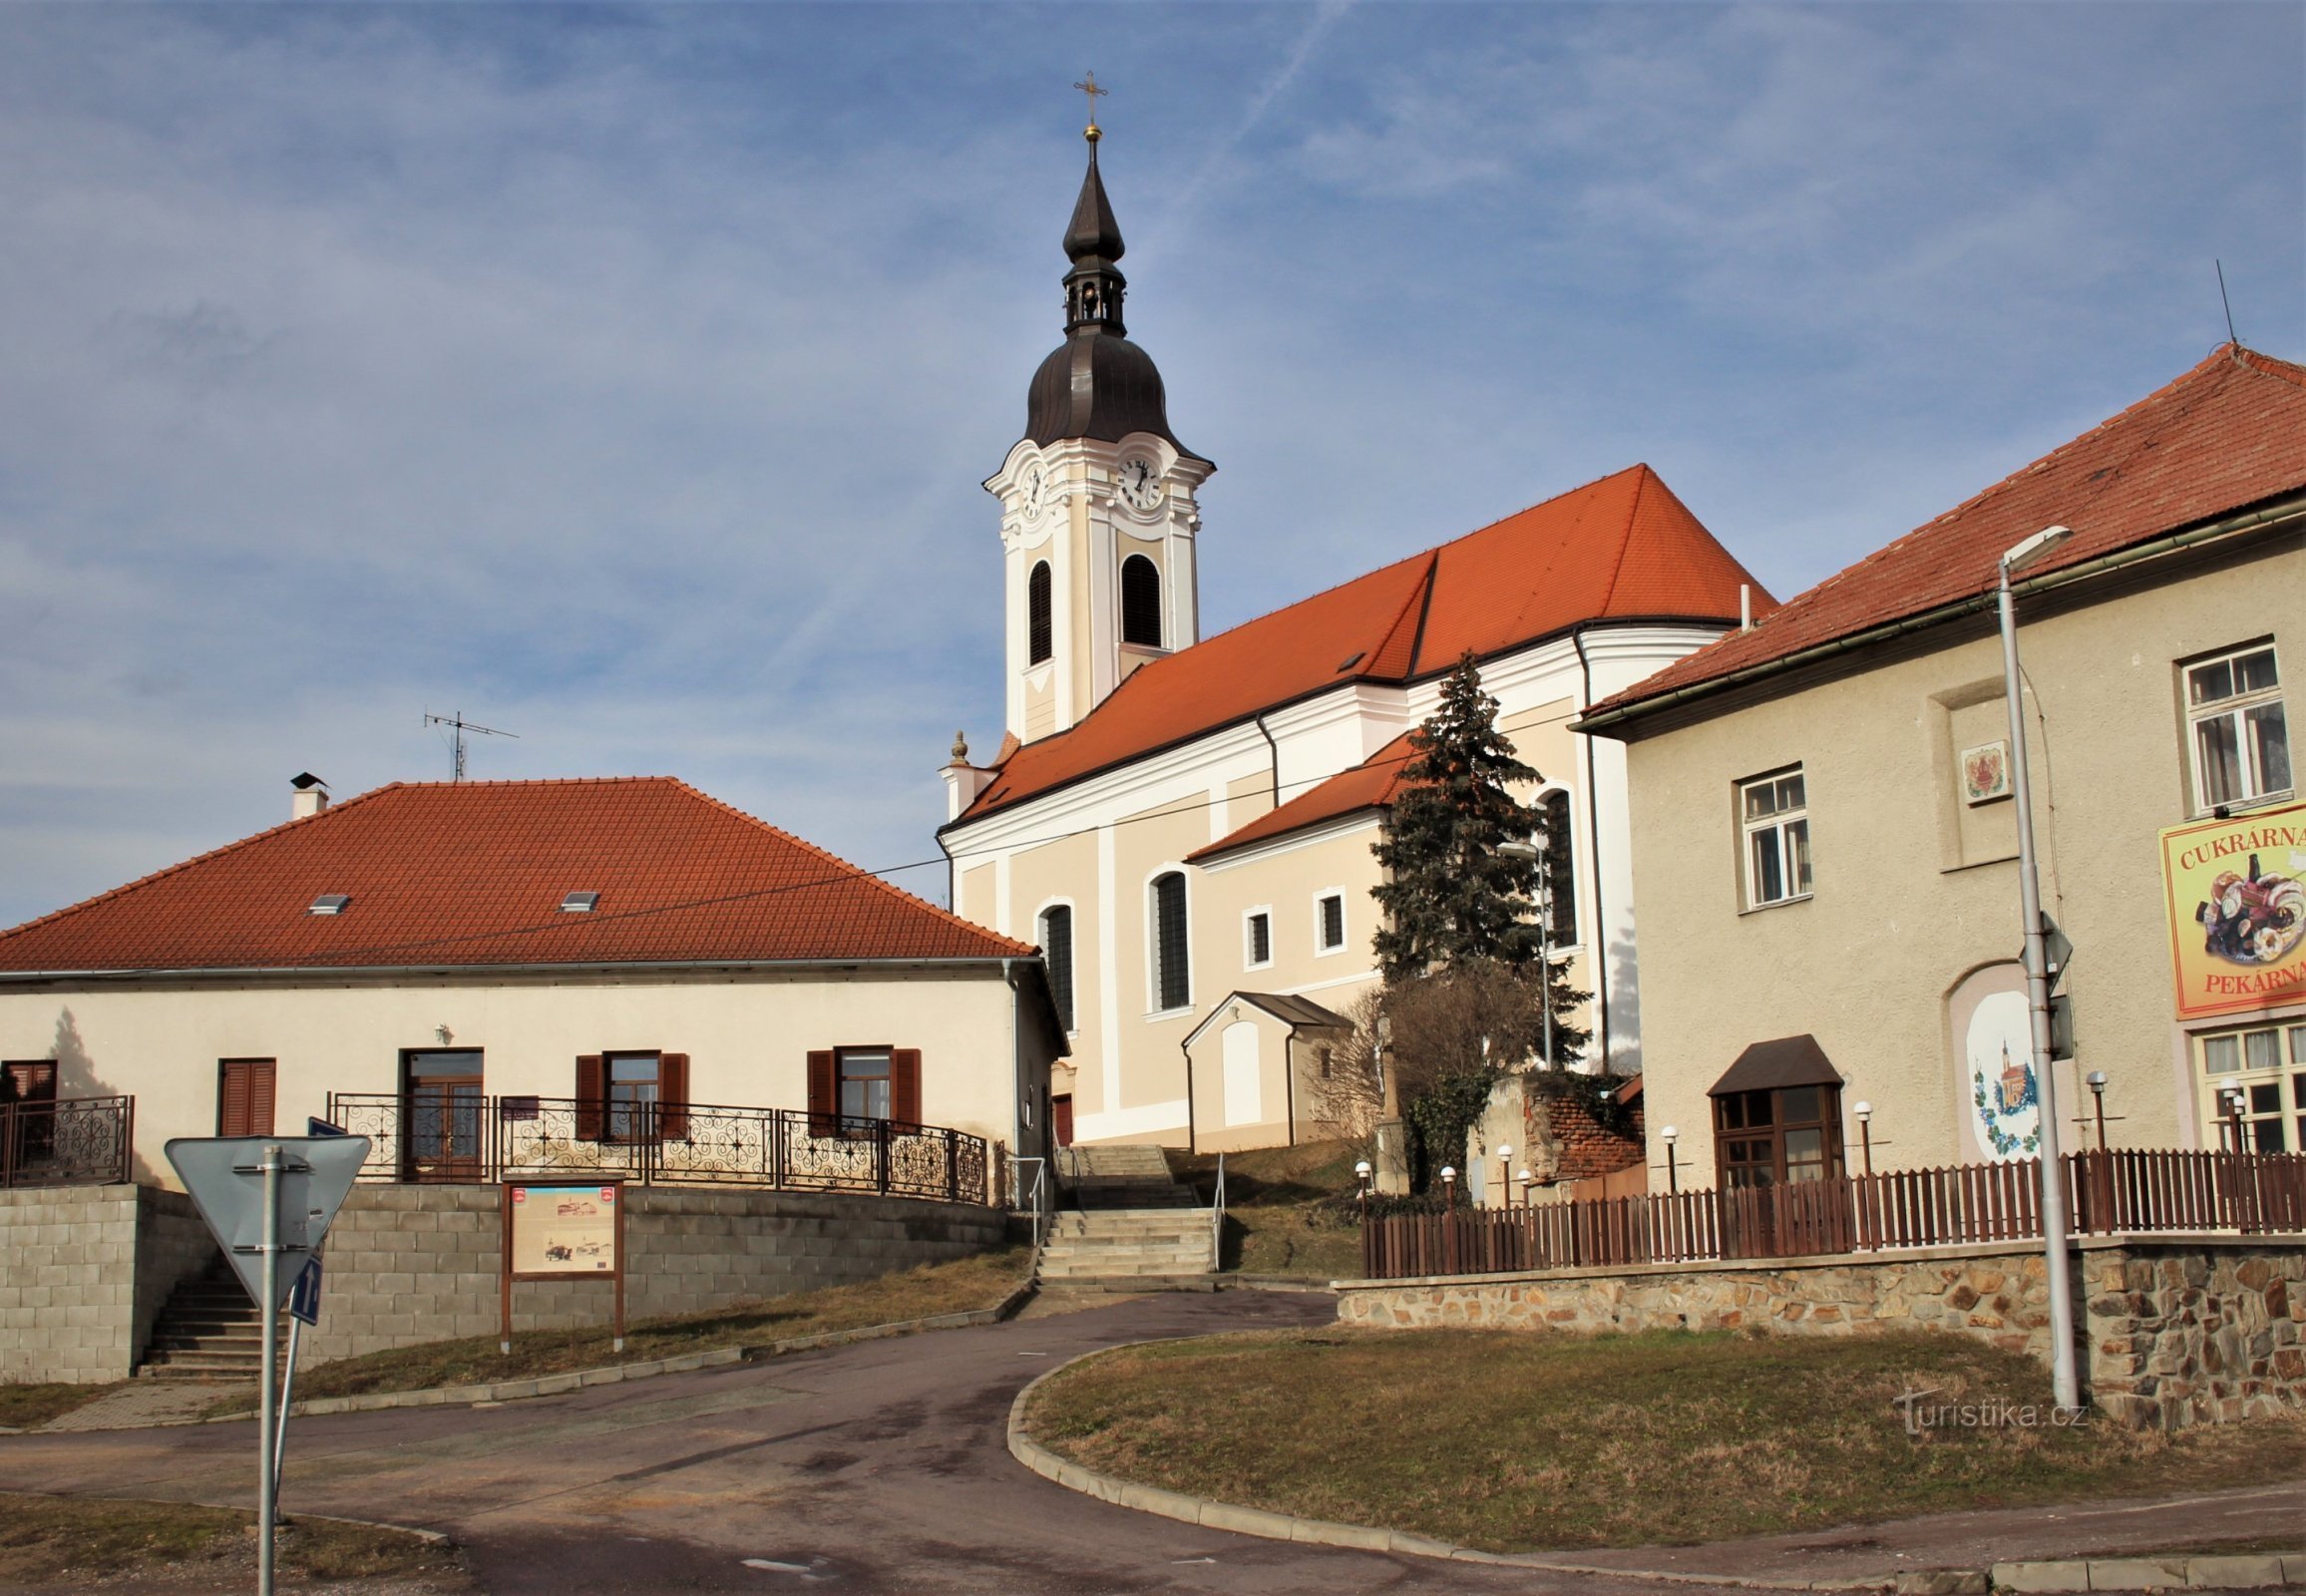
423, 710, 518, 782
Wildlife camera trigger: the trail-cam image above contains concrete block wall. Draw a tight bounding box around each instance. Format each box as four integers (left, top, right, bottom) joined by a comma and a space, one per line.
1334, 1234, 2306, 1431
0, 1185, 145, 1384
303, 1183, 1008, 1363
131, 1186, 217, 1372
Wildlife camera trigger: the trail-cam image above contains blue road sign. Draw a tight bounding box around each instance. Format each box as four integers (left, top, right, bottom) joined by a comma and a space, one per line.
288, 1258, 323, 1326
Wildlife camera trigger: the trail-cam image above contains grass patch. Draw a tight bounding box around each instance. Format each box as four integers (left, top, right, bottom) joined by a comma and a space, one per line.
1169, 1138, 1366, 1279
1027, 1327, 2306, 1553
0, 1493, 460, 1585
0, 1382, 117, 1430
211, 1244, 1031, 1415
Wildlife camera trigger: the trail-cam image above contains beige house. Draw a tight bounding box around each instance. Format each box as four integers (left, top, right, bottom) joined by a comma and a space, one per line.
0, 776, 1062, 1191
938, 132, 1771, 1149
1578, 345, 2306, 1192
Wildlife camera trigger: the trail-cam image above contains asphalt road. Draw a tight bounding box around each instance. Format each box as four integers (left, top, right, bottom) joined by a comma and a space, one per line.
2, 1290, 2300, 1595
0, 1291, 1665, 1595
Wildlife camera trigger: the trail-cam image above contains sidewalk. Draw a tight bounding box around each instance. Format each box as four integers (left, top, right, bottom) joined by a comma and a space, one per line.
34, 1382, 250, 1433
1533, 1479, 2306, 1589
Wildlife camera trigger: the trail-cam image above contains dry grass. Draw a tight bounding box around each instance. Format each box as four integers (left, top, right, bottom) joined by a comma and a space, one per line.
0, 1493, 462, 1585
0, 1381, 117, 1430
209, 1244, 1032, 1414
1027, 1327, 2306, 1552
1170, 1138, 1367, 1279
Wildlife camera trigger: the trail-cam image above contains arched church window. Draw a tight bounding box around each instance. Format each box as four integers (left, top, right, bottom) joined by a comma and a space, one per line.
1539, 789, 1578, 947
1121, 556, 1162, 648
1027, 562, 1053, 665
1039, 905, 1074, 1031
1150, 872, 1190, 1011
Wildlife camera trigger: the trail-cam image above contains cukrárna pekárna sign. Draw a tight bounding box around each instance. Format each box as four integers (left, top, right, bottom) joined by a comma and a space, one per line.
2159, 800, 2306, 1019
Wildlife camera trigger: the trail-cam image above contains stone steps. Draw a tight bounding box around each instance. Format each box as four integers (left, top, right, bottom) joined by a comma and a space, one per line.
1036, 1204, 1217, 1285
138, 1261, 288, 1381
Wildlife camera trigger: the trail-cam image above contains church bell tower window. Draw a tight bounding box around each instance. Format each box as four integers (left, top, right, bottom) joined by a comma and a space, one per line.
1121, 555, 1162, 648
1027, 561, 1054, 665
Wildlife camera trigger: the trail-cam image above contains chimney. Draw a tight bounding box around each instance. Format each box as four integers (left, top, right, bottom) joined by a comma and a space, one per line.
290, 772, 330, 820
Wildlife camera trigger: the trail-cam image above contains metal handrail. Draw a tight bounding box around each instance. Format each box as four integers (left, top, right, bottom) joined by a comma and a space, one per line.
1009, 1155, 1049, 1250
1210, 1151, 1227, 1271
321, 1091, 991, 1204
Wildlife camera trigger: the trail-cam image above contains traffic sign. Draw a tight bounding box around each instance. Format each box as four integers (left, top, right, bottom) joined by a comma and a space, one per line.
307, 1117, 346, 1138
164, 1137, 371, 1311
287, 1258, 323, 1327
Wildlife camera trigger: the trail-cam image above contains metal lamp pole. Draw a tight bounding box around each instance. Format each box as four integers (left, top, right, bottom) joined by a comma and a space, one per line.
1999, 525, 2080, 1413
1500, 837, 1552, 1065
257, 1142, 282, 1596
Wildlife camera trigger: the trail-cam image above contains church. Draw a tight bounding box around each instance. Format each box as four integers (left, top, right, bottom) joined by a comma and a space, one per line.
938, 119, 1771, 1152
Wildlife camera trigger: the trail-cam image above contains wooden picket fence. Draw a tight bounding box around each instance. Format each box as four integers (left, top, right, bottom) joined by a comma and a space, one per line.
1357, 1148, 2306, 1281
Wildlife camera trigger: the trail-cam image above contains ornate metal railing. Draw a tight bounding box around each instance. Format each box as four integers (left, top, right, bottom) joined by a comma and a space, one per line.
0, 1095, 134, 1189
1358, 1148, 2306, 1280
323, 1092, 990, 1205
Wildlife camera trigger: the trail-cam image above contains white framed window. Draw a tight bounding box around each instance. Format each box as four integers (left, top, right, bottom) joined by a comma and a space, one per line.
1536, 787, 1579, 949
1739, 767, 1812, 909
2196, 1020, 2306, 1153
2185, 642, 2290, 813
1315, 890, 1347, 956
1243, 908, 1273, 971
1148, 869, 1191, 1014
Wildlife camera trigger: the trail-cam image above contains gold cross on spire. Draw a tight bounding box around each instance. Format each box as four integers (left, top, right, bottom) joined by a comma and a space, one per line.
1074, 71, 1107, 143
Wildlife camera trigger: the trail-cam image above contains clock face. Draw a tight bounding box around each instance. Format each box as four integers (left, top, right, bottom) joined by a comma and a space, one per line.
1019, 463, 1047, 515
1117, 455, 1163, 511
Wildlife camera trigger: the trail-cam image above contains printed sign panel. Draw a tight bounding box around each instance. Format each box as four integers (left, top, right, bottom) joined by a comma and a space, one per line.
2159, 801, 2306, 1020
508, 1183, 620, 1278
1965, 989, 2041, 1160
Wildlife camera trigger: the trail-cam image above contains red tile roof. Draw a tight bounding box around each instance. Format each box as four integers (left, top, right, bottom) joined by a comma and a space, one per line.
954, 464, 1768, 823
1587, 346, 2306, 726
1186, 732, 1417, 862
0, 778, 1033, 974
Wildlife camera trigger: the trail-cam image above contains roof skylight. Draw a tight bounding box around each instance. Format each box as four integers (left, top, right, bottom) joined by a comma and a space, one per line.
308, 894, 350, 916
561, 891, 599, 913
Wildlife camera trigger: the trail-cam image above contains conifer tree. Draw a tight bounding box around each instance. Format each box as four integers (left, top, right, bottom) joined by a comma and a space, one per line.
1371, 653, 1544, 979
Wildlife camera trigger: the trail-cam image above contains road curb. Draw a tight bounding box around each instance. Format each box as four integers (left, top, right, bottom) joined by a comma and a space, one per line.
1001, 1339, 1884, 1590
1981, 1554, 2306, 1592
177, 1280, 1041, 1427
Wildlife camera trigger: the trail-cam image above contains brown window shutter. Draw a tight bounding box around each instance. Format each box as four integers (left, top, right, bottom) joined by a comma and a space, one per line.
219, 1062, 248, 1137
891, 1048, 922, 1129
249, 1060, 276, 1137
576, 1055, 604, 1141
658, 1052, 689, 1141
807, 1049, 836, 1136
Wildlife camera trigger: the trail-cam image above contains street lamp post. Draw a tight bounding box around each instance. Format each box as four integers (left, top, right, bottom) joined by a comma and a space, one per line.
1499, 837, 1553, 1066
1852, 1101, 1874, 1178
1496, 1144, 1514, 1210
2000, 523, 2080, 1413
1659, 1124, 1680, 1195
1440, 1165, 1457, 1213
2086, 1072, 2109, 1152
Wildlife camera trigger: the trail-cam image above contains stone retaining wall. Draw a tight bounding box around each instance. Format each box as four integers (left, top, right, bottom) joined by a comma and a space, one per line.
303, 1183, 1008, 1363
0, 1184, 211, 1384
1332, 1234, 2306, 1429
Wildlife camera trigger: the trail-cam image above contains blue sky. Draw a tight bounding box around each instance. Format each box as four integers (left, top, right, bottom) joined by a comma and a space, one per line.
1, 1, 2299, 930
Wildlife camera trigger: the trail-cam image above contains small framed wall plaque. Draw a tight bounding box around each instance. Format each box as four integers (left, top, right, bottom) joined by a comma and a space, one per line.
502, 1180, 625, 1352
1960, 739, 2012, 806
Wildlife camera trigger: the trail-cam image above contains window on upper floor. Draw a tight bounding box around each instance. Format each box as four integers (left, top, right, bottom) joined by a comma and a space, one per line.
1027, 561, 1054, 666
1151, 871, 1190, 1011
1244, 909, 1272, 970
1538, 788, 1578, 946
2185, 642, 2289, 813
1121, 556, 1162, 648
1740, 767, 1812, 909
1039, 905, 1075, 1031
1316, 891, 1346, 955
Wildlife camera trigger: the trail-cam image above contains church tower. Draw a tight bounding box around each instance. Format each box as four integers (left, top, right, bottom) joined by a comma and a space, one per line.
985, 111, 1214, 745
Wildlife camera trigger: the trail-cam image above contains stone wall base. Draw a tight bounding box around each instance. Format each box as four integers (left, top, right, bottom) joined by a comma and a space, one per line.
1, 1181, 1005, 1381
1332, 1234, 2306, 1430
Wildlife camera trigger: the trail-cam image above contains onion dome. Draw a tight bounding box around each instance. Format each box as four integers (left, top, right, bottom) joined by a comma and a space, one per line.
1024, 135, 1203, 460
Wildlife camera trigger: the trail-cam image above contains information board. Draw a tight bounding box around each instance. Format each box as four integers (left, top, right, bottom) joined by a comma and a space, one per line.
508, 1182, 622, 1278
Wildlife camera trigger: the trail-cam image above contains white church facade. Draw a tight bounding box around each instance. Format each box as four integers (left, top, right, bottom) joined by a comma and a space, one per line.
938, 125, 1773, 1151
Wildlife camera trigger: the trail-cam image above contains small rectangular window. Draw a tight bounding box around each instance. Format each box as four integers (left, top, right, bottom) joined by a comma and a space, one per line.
1317, 893, 1345, 954
1245, 911, 1272, 969
2185, 643, 2290, 812
1739, 768, 1812, 909
839, 1047, 893, 1122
